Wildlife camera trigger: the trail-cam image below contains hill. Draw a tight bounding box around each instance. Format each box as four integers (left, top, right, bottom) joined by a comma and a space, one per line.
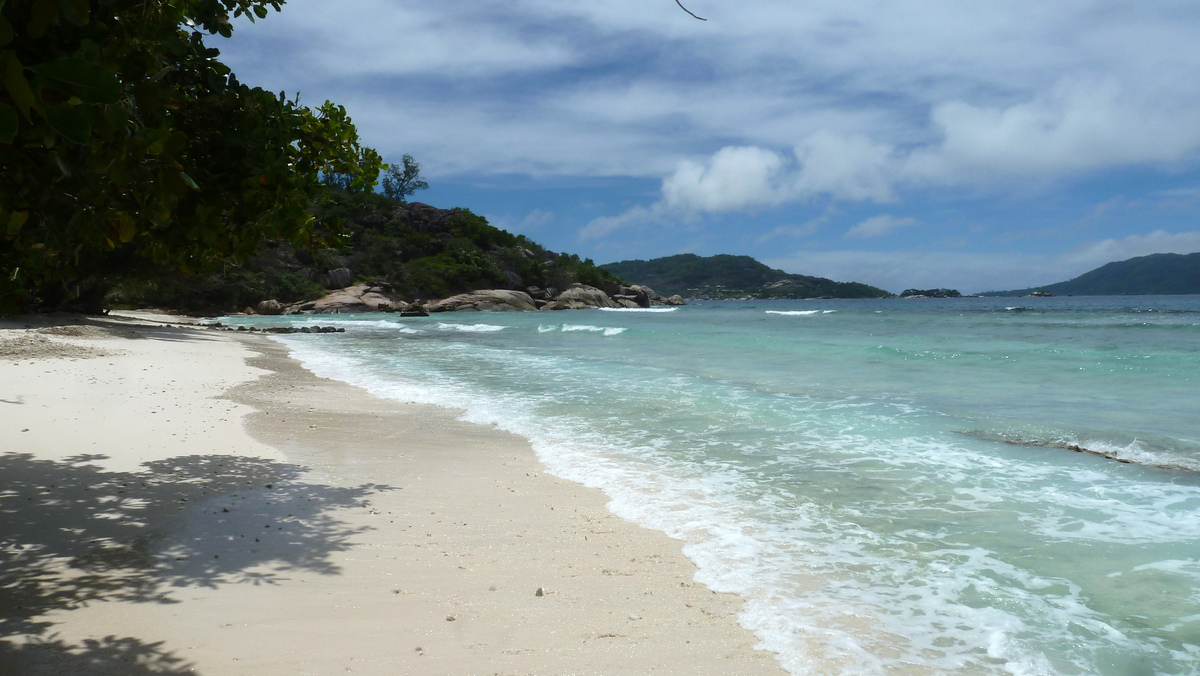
983, 252, 1200, 297
112, 191, 621, 312
600, 254, 892, 300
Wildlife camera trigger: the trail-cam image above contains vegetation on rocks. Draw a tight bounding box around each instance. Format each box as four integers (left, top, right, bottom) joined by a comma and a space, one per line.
112, 190, 623, 312
900, 288, 962, 298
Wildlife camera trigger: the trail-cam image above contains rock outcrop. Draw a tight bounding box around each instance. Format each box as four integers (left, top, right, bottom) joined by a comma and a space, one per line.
604, 283, 687, 308
269, 281, 682, 316
255, 299, 284, 315
545, 284, 619, 309
425, 290, 538, 312
284, 284, 406, 314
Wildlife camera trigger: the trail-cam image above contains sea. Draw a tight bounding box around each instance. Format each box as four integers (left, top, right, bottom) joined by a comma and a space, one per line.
225, 295, 1200, 676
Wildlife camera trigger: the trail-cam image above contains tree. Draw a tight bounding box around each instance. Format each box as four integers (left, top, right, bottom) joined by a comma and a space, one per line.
0, 0, 383, 314
380, 154, 429, 202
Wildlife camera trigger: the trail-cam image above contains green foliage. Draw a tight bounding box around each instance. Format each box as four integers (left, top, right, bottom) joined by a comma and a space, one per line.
900, 288, 961, 298
602, 253, 892, 299
111, 265, 327, 312
380, 154, 428, 202
982, 252, 1200, 297
111, 189, 623, 312
0, 0, 383, 314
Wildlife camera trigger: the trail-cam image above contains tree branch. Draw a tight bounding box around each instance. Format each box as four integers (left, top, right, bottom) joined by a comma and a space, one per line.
675, 0, 707, 21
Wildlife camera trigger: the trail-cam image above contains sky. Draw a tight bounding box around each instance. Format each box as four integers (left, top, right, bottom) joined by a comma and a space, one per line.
218, 0, 1200, 293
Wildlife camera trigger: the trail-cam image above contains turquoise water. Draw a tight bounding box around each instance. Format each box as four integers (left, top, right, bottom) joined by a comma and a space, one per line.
228, 296, 1200, 675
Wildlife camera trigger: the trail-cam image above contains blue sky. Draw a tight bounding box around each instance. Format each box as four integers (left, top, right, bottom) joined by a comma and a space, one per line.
219, 0, 1200, 293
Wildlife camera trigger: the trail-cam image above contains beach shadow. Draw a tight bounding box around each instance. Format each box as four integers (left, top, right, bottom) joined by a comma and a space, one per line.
0, 635, 195, 676
0, 451, 390, 669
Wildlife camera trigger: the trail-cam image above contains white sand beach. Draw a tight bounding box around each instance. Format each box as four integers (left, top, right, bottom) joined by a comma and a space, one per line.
0, 312, 783, 675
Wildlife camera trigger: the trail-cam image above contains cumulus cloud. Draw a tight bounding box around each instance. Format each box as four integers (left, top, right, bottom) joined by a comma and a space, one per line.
793, 131, 896, 203
222, 0, 1200, 191
661, 146, 787, 212
845, 215, 916, 239
906, 79, 1200, 182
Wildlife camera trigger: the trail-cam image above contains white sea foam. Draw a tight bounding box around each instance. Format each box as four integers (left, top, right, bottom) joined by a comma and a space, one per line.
597, 306, 678, 313
766, 310, 821, 316
293, 318, 423, 334
269, 298, 1200, 676
435, 323, 506, 333
561, 325, 627, 336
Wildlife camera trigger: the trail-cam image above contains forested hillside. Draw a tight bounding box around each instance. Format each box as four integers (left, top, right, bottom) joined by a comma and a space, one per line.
601, 254, 891, 299
113, 191, 621, 312
984, 252, 1200, 296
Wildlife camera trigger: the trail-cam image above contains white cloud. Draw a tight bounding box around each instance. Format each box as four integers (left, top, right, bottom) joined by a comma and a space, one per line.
222, 0, 1200, 190
907, 79, 1200, 182
793, 131, 896, 203
845, 215, 916, 239
661, 146, 787, 212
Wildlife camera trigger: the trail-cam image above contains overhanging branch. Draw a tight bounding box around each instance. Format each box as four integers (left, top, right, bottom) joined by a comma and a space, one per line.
675, 0, 707, 21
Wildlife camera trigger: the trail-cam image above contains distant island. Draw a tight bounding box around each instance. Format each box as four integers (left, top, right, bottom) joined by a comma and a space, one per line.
900, 288, 962, 298
600, 254, 892, 300
983, 252, 1200, 297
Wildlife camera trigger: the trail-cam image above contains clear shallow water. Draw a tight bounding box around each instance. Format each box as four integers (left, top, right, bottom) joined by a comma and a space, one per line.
227, 296, 1200, 675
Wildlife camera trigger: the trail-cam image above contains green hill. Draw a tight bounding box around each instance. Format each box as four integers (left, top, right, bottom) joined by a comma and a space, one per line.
111, 191, 621, 312
983, 252, 1200, 297
600, 254, 892, 300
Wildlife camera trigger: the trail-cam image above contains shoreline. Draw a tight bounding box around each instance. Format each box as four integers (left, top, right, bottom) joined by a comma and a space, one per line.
1, 313, 784, 675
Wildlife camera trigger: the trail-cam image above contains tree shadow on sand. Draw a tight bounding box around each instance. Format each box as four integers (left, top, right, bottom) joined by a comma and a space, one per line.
0, 451, 390, 675
0, 635, 194, 676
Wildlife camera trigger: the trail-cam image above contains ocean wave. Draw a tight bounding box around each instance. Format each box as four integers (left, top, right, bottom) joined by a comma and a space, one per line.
435, 323, 507, 333
766, 310, 821, 316
597, 307, 678, 313
292, 318, 422, 334
561, 324, 627, 336
959, 430, 1200, 473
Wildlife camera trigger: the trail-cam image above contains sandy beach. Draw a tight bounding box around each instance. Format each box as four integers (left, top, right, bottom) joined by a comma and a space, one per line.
0, 312, 783, 675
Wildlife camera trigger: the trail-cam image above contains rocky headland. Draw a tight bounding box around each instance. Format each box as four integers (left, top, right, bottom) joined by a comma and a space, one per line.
246, 281, 686, 316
